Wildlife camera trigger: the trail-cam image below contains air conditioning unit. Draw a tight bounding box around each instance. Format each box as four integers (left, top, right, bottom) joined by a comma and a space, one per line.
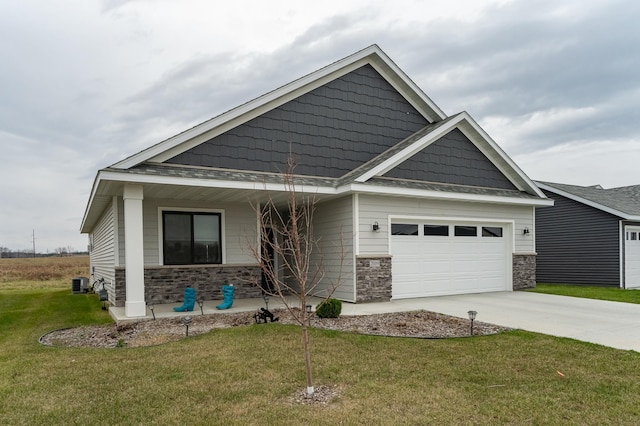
72, 277, 89, 294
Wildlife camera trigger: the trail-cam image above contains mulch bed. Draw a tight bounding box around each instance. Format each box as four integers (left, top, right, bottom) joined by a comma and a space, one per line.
40, 309, 508, 349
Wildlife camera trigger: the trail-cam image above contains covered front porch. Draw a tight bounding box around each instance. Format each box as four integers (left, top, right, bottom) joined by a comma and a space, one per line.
109, 295, 326, 324
89, 175, 341, 319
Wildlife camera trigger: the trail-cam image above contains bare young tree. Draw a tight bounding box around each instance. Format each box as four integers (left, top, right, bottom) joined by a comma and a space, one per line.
247, 155, 344, 397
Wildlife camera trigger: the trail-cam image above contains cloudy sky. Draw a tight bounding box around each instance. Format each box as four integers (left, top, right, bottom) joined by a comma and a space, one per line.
1, 0, 638, 252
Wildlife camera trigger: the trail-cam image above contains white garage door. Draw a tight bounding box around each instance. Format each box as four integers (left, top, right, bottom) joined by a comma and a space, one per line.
625, 226, 640, 289
391, 221, 511, 299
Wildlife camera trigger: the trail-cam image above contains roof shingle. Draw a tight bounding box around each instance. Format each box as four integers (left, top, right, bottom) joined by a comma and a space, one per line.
537, 181, 640, 217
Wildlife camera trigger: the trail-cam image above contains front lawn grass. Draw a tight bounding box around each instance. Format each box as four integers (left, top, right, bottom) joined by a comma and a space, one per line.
2, 285, 640, 425
532, 283, 640, 304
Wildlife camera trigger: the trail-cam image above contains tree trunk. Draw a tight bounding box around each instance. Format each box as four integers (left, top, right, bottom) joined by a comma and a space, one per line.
301, 323, 314, 396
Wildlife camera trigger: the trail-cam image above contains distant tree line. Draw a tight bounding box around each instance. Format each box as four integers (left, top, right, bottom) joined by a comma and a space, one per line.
0, 246, 88, 259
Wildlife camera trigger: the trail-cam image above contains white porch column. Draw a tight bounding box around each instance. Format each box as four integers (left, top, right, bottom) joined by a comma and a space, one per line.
123, 183, 146, 317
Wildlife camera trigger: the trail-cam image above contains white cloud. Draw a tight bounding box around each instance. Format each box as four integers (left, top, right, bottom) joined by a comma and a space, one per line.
481, 106, 599, 153
1, 0, 639, 251
515, 138, 640, 188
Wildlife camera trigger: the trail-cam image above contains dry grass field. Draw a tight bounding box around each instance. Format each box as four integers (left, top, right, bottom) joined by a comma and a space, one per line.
0, 256, 89, 289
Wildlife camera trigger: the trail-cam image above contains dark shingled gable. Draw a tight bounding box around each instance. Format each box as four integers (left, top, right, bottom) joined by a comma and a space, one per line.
384, 128, 517, 190
165, 64, 429, 177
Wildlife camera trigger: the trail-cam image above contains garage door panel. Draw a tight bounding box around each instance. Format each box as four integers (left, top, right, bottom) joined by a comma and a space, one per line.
626, 226, 640, 288
423, 264, 452, 275
391, 221, 510, 298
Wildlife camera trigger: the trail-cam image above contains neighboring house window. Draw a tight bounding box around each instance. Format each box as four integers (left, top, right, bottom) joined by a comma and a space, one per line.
391, 224, 419, 235
163, 211, 222, 265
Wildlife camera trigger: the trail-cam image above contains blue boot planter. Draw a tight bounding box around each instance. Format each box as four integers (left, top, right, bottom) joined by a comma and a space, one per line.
174, 287, 196, 312
216, 284, 234, 310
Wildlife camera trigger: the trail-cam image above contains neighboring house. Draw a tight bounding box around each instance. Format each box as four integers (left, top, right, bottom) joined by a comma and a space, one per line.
535, 181, 640, 288
81, 45, 552, 318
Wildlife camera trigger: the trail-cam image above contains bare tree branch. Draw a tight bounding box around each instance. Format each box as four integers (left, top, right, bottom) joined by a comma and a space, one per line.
245, 153, 345, 396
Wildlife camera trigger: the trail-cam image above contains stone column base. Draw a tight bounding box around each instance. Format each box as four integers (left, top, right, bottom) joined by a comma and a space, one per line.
356, 255, 392, 302
513, 253, 536, 290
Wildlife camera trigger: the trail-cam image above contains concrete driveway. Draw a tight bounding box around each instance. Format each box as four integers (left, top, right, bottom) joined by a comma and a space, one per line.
341, 292, 640, 352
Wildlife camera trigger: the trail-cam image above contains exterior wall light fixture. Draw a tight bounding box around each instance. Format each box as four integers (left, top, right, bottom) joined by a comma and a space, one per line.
372, 221, 380, 232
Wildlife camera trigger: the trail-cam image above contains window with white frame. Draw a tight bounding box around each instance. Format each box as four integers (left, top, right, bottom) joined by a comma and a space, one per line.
162, 211, 222, 265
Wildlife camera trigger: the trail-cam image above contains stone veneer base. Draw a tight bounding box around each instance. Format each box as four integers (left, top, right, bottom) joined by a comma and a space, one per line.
114, 264, 262, 307
111, 254, 536, 307
513, 253, 536, 290
355, 255, 392, 302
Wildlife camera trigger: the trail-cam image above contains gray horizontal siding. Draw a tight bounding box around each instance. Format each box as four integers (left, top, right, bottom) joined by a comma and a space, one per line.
309, 196, 355, 302
89, 199, 116, 296
384, 128, 516, 190
358, 194, 534, 255
166, 64, 429, 177
536, 190, 620, 286
141, 199, 258, 266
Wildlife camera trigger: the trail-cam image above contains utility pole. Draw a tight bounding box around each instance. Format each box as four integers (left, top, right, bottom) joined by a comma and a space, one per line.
32, 229, 36, 258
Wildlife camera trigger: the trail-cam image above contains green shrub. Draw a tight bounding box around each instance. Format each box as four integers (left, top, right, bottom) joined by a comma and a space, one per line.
315, 298, 342, 318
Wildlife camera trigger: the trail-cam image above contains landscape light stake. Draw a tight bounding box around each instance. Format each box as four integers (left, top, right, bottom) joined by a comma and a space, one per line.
263, 294, 270, 311
183, 316, 192, 337
198, 299, 204, 315
468, 310, 477, 336
148, 303, 156, 320
306, 304, 312, 327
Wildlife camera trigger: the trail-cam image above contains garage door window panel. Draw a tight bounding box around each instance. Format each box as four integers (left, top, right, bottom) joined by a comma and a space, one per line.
424, 225, 449, 236
392, 224, 419, 236
482, 226, 503, 237
454, 226, 477, 237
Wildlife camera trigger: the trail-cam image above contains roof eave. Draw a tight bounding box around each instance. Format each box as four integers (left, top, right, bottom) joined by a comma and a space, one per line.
80, 170, 105, 234
345, 182, 554, 206
536, 182, 636, 219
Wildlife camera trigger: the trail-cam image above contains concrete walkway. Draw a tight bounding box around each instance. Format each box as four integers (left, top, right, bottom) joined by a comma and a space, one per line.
354, 292, 640, 352
111, 291, 640, 352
